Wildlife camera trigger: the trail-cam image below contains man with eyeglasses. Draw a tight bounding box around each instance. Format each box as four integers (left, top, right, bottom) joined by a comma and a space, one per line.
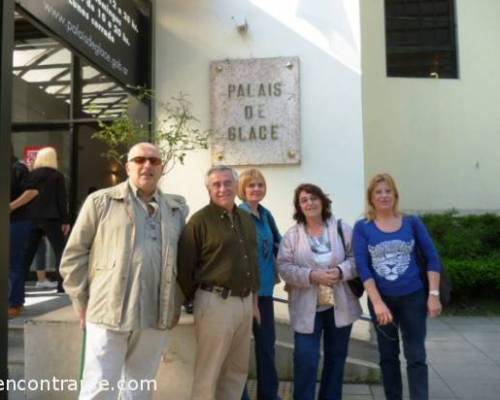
178, 165, 260, 400
60, 142, 188, 399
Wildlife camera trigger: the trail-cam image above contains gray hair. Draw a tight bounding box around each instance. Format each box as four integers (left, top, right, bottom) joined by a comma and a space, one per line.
127, 142, 160, 161
204, 165, 239, 187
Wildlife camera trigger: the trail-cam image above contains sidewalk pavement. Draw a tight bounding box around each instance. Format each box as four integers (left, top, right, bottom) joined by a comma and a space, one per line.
248, 316, 500, 400
10, 291, 500, 399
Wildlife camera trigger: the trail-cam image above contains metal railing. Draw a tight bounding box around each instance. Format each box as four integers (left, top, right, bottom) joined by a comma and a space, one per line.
272, 296, 372, 322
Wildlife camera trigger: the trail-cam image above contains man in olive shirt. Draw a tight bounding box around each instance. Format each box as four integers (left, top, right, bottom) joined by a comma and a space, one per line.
178, 165, 260, 400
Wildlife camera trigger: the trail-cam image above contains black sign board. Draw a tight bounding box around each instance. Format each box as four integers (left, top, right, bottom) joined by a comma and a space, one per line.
17, 0, 150, 88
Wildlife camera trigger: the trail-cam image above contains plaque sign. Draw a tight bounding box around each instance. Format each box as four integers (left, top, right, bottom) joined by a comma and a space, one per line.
210, 57, 300, 165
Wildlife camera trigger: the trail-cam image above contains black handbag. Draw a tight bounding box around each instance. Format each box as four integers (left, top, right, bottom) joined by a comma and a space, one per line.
411, 216, 452, 305
336, 219, 364, 298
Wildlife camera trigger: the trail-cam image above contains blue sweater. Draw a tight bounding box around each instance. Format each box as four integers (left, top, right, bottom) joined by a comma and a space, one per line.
352, 215, 441, 297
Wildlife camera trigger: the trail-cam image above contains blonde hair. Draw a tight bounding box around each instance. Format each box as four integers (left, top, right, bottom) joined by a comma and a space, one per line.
366, 173, 400, 220
33, 147, 58, 169
238, 168, 266, 201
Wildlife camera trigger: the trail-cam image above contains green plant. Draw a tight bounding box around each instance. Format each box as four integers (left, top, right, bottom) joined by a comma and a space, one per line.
444, 258, 500, 299
91, 88, 210, 173
418, 211, 500, 307
421, 211, 500, 259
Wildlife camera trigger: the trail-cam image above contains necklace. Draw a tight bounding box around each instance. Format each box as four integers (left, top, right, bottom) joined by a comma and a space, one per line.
306, 223, 330, 253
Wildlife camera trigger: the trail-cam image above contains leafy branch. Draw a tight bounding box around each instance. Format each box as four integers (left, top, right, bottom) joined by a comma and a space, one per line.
91, 88, 210, 173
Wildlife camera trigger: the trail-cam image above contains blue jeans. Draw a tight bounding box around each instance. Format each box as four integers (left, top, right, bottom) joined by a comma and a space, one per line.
242, 296, 280, 400
293, 308, 352, 400
9, 221, 32, 306
368, 289, 428, 400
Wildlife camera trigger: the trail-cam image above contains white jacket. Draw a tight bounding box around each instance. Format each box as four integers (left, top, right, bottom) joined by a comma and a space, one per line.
277, 217, 362, 333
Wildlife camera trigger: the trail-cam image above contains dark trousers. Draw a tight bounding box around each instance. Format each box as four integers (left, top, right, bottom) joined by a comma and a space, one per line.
242, 296, 280, 400
23, 219, 66, 296
293, 308, 352, 400
368, 289, 428, 400
33, 238, 47, 271
9, 221, 32, 306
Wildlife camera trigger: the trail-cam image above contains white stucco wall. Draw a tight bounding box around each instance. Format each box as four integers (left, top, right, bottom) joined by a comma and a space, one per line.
155, 0, 365, 230
361, 0, 500, 212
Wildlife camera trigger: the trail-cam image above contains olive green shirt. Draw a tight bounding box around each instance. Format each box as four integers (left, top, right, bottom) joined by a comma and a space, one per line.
177, 202, 260, 301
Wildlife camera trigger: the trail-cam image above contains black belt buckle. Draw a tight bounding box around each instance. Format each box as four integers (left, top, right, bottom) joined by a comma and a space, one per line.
200, 284, 232, 299
208, 285, 230, 299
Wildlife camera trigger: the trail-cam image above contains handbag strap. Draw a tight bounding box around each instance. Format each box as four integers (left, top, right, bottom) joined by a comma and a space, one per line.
336, 219, 347, 260
267, 210, 281, 257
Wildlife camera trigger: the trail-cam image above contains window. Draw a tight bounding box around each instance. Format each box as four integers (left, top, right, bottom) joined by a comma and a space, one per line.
385, 0, 458, 78
11, 13, 149, 216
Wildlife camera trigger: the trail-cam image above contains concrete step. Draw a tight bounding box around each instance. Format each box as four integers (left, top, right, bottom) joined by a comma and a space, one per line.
248, 317, 380, 382
8, 324, 25, 400
248, 339, 380, 383
24, 307, 380, 400
8, 324, 25, 383
275, 315, 378, 360
8, 325, 24, 355
246, 380, 378, 400
8, 287, 71, 383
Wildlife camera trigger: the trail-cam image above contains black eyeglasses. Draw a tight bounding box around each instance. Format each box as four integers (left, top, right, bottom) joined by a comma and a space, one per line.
129, 156, 162, 166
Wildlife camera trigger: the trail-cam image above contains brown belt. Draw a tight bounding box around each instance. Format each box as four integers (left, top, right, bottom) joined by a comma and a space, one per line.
199, 283, 251, 299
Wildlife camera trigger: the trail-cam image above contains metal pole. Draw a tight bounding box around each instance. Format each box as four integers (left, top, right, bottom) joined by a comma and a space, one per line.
69, 54, 82, 221
0, 0, 15, 398
147, 0, 154, 140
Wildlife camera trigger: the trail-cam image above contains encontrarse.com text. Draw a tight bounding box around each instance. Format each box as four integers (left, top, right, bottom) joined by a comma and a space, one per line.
0, 378, 157, 392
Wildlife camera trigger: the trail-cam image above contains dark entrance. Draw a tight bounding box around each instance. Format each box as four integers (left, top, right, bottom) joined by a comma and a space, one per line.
1, 1, 152, 393
11, 18, 150, 217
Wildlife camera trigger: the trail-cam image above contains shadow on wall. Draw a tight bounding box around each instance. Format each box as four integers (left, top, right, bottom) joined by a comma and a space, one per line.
156, 0, 363, 157
275, 0, 359, 71
155, 0, 365, 225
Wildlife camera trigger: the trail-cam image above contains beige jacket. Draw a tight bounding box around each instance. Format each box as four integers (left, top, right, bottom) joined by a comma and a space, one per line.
60, 181, 188, 330
277, 217, 362, 333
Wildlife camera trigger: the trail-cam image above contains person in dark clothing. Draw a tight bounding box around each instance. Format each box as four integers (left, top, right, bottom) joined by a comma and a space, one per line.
20, 147, 69, 299
9, 146, 39, 318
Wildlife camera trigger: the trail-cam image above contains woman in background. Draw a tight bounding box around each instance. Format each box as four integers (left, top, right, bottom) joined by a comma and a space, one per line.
352, 173, 441, 400
21, 147, 69, 295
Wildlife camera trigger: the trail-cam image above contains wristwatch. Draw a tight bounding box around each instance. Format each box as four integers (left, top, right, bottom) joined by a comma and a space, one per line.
429, 290, 440, 297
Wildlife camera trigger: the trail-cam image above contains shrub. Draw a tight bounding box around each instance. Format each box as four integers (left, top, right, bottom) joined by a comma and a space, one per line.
419, 211, 500, 302
444, 258, 500, 300
421, 211, 500, 259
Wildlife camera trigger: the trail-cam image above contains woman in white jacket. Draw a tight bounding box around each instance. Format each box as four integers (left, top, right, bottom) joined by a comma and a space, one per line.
277, 183, 362, 400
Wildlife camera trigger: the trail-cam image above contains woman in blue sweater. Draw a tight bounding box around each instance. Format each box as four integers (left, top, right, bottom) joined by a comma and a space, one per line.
352, 173, 442, 400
